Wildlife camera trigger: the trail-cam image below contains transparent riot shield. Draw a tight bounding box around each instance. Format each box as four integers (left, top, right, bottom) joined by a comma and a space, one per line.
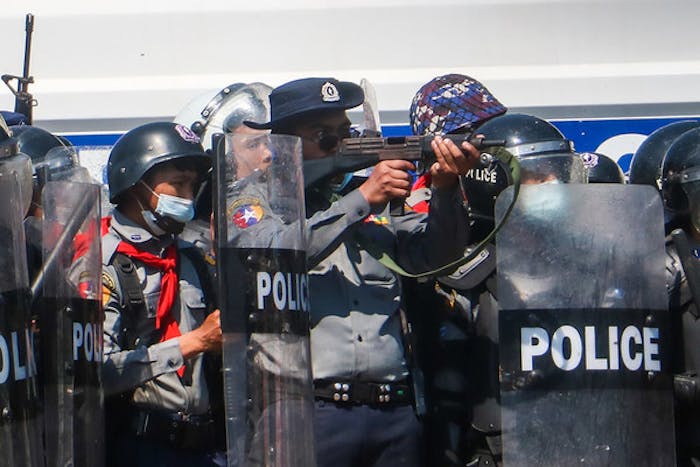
0, 153, 43, 467
71, 144, 114, 216
495, 184, 674, 466
214, 132, 315, 467
39, 181, 103, 467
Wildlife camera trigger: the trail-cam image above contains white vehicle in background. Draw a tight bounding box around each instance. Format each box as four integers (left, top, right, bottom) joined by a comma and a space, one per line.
1, 0, 699, 176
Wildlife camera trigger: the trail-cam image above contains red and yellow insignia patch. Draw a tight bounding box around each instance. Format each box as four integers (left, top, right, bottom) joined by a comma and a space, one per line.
364, 214, 389, 225
102, 271, 117, 307
227, 197, 265, 229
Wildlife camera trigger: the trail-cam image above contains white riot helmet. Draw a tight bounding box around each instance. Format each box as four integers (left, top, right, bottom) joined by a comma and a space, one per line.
174, 82, 273, 150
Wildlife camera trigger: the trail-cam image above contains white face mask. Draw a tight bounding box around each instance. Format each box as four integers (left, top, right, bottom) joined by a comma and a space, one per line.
140, 181, 195, 224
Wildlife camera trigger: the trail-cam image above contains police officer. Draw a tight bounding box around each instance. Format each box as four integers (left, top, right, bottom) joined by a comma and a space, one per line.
431, 112, 585, 466
101, 122, 224, 467
405, 73, 507, 465
659, 126, 700, 466
11, 125, 83, 271
174, 82, 273, 253
11, 124, 104, 466
580, 152, 626, 184
630, 120, 700, 190
246, 77, 481, 467
407, 73, 507, 213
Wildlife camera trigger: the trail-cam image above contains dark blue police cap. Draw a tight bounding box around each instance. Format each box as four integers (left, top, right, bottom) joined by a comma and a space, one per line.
245, 77, 364, 130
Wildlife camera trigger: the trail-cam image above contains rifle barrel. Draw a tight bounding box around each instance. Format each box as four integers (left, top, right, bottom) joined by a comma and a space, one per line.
22, 14, 34, 81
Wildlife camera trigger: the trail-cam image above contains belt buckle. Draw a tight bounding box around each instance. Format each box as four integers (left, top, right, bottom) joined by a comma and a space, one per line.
376, 383, 392, 404
331, 381, 351, 403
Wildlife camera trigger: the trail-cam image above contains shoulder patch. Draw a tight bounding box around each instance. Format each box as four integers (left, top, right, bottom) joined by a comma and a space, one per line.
228, 197, 265, 229
102, 271, 117, 292
364, 214, 390, 225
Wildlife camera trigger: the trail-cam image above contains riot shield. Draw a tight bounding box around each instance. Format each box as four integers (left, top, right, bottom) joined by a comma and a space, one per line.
0, 153, 43, 467
214, 132, 315, 467
71, 144, 114, 216
39, 180, 103, 467
495, 184, 674, 466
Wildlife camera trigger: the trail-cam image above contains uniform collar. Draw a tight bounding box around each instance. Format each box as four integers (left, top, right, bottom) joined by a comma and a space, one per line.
111, 210, 175, 249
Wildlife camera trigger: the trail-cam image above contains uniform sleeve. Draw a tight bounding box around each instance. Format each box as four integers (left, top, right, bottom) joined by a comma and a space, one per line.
101, 267, 185, 396
305, 189, 371, 268
392, 184, 471, 274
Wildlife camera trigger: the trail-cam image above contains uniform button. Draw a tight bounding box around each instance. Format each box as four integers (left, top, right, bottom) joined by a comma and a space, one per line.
341, 394, 349, 402
352, 300, 359, 306
357, 335, 363, 342
334, 383, 341, 390
333, 393, 341, 401
341, 384, 349, 392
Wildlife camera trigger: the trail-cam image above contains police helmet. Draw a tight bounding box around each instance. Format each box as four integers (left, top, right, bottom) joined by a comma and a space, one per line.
107, 122, 211, 203
0, 114, 17, 158
173, 83, 273, 150
10, 125, 78, 183
580, 152, 626, 184
661, 127, 700, 228
629, 120, 700, 190
409, 74, 506, 136
462, 113, 584, 239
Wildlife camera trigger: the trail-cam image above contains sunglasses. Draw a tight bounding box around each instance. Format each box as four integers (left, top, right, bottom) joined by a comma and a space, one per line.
303, 129, 352, 153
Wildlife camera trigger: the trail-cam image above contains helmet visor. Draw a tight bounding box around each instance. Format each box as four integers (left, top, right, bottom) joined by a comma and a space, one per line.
519, 154, 587, 185
34, 146, 79, 181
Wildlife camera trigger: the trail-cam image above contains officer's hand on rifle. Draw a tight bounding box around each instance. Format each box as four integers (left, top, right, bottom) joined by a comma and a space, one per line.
179, 309, 223, 358
359, 159, 415, 209
429, 135, 481, 189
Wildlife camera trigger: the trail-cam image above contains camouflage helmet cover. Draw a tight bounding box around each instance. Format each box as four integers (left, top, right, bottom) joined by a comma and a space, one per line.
409, 73, 507, 136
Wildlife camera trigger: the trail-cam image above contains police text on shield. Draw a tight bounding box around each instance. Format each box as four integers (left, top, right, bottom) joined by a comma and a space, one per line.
521, 325, 660, 372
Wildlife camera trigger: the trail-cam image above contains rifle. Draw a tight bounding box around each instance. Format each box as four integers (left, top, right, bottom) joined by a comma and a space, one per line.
2, 14, 36, 124
303, 134, 507, 189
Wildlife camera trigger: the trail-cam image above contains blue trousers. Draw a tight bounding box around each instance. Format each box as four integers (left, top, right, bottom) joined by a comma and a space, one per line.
314, 400, 424, 467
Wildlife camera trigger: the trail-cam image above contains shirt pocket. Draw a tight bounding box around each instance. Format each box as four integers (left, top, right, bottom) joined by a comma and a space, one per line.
144, 291, 159, 319
180, 284, 208, 328
130, 291, 159, 347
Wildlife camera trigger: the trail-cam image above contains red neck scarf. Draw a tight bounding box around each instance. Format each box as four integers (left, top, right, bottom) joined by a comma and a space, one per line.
103, 217, 185, 376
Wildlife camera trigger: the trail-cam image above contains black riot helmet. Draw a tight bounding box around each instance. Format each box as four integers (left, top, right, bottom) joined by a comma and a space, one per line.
629, 120, 700, 190
10, 125, 79, 185
580, 152, 626, 184
107, 122, 211, 203
462, 113, 584, 239
661, 127, 700, 230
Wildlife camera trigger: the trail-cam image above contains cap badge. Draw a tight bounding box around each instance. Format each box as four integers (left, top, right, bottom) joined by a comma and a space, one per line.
321, 82, 340, 103
580, 152, 599, 169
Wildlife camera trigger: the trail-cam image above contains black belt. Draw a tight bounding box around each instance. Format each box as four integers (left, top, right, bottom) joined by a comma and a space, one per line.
314, 379, 413, 406
128, 409, 217, 451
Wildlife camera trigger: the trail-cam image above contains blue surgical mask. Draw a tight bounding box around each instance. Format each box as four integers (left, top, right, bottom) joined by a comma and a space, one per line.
141, 181, 195, 223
